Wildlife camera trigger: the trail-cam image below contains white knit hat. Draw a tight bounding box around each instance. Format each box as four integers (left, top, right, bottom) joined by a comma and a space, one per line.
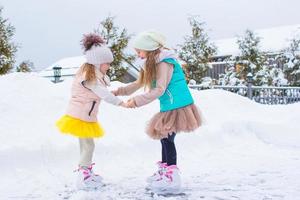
133, 31, 167, 51
85, 45, 114, 66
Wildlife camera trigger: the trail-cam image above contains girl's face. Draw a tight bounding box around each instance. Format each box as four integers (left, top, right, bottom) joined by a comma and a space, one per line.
135, 49, 147, 59
99, 63, 111, 74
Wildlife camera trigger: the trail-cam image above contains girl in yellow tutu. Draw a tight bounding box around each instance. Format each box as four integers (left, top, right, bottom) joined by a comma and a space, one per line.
56, 33, 126, 190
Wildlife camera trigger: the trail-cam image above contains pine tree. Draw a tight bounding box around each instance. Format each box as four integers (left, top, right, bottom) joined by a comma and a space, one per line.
177, 17, 216, 83
16, 60, 34, 72
235, 30, 267, 85
0, 7, 18, 75
96, 16, 135, 81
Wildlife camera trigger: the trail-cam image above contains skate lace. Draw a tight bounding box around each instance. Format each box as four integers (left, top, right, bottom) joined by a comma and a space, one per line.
164, 165, 179, 182
74, 166, 91, 180
165, 170, 173, 182
159, 162, 167, 168
87, 163, 95, 171
87, 163, 101, 176
153, 162, 167, 177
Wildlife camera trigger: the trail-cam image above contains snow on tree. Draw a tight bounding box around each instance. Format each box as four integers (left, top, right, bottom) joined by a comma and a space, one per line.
0, 7, 18, 75
269, 67, 288, 86
177, 17, 217, 84
281, 37, 300, 86
96, 16, 135, 81
253, 64, 287, 86
218, 60, 245, 86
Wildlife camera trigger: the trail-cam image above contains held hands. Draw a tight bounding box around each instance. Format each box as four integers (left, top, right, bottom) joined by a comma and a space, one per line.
111, 90, 119, 96
119, 98, 137, 108
126, 98, 137, 108
113, 88, 136, 108
119, 102, 127, 107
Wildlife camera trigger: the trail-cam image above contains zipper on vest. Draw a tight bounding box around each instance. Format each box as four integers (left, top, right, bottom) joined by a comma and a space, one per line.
166, 89, 174, 104
88, 101, 96, 116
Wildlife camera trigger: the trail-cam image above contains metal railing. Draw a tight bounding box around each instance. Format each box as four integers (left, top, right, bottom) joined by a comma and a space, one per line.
44, 62, 300, 105
189, 84, 300, 105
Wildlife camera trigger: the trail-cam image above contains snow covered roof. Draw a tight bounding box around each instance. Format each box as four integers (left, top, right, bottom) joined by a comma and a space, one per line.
39, 56, 86, 77
39, 55, 139, 79
214, 24, 300, 56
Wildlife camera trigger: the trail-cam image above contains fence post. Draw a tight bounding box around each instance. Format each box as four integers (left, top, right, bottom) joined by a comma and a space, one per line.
52, 66, 62, 83
246, 72, 253, 99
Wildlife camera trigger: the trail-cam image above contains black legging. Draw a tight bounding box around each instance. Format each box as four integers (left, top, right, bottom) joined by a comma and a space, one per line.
160, 132, 177, 166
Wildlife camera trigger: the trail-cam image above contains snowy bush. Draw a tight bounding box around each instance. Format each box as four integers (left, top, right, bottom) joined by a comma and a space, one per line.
282, 37, 300, 86
218, 30, 288, 87
16, 60, 34, 72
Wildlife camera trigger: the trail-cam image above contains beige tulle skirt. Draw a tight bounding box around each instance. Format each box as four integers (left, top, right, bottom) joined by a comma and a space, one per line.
146, 104, 202, 140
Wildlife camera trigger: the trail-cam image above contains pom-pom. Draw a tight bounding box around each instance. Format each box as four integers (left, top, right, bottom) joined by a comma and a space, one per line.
81, 33, 105, 51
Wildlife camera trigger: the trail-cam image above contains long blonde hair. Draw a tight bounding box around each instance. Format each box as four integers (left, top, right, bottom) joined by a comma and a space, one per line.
77, 63, 97, 83
137, 49, 161, 89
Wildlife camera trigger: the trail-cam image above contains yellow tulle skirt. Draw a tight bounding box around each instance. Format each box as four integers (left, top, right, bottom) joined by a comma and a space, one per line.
56, 115, 105, 138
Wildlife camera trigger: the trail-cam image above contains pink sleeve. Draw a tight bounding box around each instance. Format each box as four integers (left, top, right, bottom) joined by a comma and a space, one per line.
134, 62, 174, 107
116, 81, 141, 96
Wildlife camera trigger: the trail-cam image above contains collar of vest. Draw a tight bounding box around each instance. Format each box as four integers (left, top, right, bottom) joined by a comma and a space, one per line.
95, 70, 111, 86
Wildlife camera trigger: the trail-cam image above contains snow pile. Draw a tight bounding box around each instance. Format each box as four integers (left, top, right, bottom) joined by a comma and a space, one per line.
0, 73, 299, 199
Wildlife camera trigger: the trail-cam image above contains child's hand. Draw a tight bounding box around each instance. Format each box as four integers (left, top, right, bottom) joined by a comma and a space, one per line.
111, 90, 119, 96
126, 98, 137, 108
119, 101, 127, 108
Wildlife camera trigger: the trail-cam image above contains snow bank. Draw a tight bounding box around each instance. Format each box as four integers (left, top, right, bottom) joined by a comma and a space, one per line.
0, 73, 300, 200
0, 73, 299, 151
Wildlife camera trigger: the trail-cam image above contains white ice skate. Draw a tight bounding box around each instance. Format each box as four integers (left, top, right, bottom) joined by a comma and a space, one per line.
146, 161, 167, 183
149, 165, 181, 194
75, 164, 104, 190
87, 163, 103, 183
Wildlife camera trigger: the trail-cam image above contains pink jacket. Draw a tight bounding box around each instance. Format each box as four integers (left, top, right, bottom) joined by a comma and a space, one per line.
66, 71, 122, 122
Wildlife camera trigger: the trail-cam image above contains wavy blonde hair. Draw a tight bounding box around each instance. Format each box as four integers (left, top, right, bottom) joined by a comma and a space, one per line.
77, 63, 97, 82
137, 49, 161, 89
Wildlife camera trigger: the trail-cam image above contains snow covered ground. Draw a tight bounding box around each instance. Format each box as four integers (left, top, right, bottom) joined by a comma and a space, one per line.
0, 73, 299, 200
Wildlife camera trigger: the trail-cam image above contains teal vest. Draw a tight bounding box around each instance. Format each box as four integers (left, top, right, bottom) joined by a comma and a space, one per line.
155, 58, 194, 112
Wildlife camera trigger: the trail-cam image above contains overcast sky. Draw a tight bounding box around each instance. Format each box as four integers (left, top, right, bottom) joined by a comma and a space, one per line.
1, 0, 300, 70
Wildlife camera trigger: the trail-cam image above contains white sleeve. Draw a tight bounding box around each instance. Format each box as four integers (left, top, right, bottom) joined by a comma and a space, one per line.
83, 81, 122, 106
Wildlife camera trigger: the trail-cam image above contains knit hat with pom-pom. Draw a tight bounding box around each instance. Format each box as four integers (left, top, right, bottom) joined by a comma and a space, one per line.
81, 33, 113, 66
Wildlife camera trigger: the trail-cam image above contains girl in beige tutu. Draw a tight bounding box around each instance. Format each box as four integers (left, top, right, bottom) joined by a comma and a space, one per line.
113, 30, 203, 193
